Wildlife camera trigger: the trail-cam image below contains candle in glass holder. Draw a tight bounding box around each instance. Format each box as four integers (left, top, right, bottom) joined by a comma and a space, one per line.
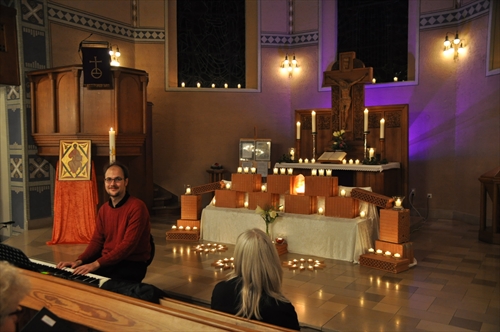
304, 158, 309, 163
193, 226, 198, 230
340, 189, 346, 197
385, 251, 391, 256
298, 158, 303, 163
225, 183, 231, 189
355, 159, 360, 164
318, 207, 324, 215
172, 225, 177, 229
342, 159, 347, 164
318, 169, 324, 176
349, 159, 354, 164
261, 184, 266, 192
179, 226, 184, 230
369, 148, 375, 159
311, 169, 317, 176
394, 253, 401, 258
326, 169, 332, 176
244, 201, 249, 208
185, 187, 191, 195
243, 167, 249, 173
368, 248, 375, 253
186, 226, 191, 231
237, 167, 243, 173
376, 249, 383, 254
311, 158, 316, 164
287, 168, 293, 175
273, 167, 278, 174
280, 168, 286, 175
360, 211, 366, 218
395, 198, 402, 207
250, 167, 256, 174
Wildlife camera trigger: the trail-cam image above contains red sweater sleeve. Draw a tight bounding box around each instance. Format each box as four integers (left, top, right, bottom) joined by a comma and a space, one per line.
78, 197, 151, 266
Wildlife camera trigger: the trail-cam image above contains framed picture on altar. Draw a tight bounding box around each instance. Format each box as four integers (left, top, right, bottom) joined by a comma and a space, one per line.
59, 140, 92, 181
255, 139, 271, 161
239, 139, 255, 161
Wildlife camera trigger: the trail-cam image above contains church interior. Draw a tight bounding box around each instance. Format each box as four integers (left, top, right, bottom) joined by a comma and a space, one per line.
0, 0, 499, 331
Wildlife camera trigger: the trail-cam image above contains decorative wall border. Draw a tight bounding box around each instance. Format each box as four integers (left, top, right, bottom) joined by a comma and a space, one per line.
419, 0, 490, 30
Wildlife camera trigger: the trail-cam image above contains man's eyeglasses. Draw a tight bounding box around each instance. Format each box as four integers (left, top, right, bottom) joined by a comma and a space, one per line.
105, 177, 123, 184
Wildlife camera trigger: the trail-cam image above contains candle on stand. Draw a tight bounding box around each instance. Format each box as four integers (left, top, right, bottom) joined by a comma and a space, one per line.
296, 122, 301, 139
363, 108, 369, 132
311, 111, 316, 132
185, 187, 191, 195
369, 148, 375, 159
380, 118, 385, 139
109, 128, 116, 163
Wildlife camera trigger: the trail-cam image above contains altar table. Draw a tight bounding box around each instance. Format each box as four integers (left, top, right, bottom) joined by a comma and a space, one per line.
201, 205, 379, 263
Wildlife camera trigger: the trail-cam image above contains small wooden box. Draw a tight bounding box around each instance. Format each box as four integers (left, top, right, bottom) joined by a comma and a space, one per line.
304, 176, 338, 197
231, 173, 262, 192
176, 219, 200, 229
215, 189, 245, 208
181, 195, 202, 220
375, 240, 414, 264
379, 209, 410, 243
267, 175, 297, 194
284, 195, 316, 215
275, 243, 288, 256
359, 254, 410, 273
247, 192, 280, 210
324, 196, 359, 219
166, 230, 200, 241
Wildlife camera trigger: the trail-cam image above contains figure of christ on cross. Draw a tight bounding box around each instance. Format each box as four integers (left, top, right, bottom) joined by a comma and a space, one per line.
327, 74, 367, 130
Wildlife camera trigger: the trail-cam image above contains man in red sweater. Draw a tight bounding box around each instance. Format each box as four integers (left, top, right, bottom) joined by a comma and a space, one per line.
56, 162, 152, 283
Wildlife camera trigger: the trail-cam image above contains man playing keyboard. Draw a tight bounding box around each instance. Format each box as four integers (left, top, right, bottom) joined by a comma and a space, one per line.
57, 162, 152, 283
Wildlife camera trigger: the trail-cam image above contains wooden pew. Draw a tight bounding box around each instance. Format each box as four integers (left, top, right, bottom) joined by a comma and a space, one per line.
18, 269, 294, 331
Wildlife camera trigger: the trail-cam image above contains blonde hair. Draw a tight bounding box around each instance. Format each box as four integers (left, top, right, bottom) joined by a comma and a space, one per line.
0, 261, 30, 327
228, 228, 289, 320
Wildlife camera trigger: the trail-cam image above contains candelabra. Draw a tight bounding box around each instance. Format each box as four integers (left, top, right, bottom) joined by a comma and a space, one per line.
363, 131, 369, 159
312, 132, 317, 160
379, 138, 385, 161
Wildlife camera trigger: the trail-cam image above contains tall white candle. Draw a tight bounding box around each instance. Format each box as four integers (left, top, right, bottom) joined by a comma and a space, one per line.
364, 109, 369, 132
311, 111, 316, 132
296, 122, 301, 139
380, 118, 385, 139
109, 127, 116, 163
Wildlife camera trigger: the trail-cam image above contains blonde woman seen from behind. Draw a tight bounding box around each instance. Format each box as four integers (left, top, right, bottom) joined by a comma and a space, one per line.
0, 261, 30, 332
211, 228, 300, 330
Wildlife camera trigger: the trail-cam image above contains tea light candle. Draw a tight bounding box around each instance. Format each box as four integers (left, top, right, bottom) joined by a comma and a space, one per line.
186, 226, 191, 231
311, 158, 316, 163
179, 226, 184, 230
360, 211, 366, 218
185, 187, 191, 195
394, 77, 398, 82
394, 253, 401, 258
318, 169, 324, 176
280, 168, 286, 175
287, 168, 293, 175
318, 207, 324, 215
237, 84, 241, 89
340, 189, 346, 197
349, 159, 354, 164
193, 226, 198, 230
250, 167, 256, 174
261, 184, 266, 192
225, 183, 231, 189
311, 169, 317, 176
237, 167, 243, 173
298, 158, 303, 163
385, 251, 391, 256
224, 83, 228, 88
342, 159, 347, 164
364, 108, 369, 132
172, 225, 177, 229
372, 78, 376, 84
181, 82, 185, 87
395, 198, 402, 207
273, 167, 278, 174
244, 201, 248, 208
376, 249, 383, 254
326, 169, 332, 176
304, 158, 309, 163
211, 83, 215, 88
355, 159, 360, 165
368, 248, 375, 253
197, 82, 201, 88
243, 167, 249, 173
290, 148, 295, 160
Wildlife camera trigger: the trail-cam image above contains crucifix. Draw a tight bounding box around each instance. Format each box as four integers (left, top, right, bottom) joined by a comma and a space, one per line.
323, 52, 373, 133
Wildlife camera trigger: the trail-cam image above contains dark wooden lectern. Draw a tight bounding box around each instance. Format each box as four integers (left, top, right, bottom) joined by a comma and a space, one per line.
28, 65, 153, 210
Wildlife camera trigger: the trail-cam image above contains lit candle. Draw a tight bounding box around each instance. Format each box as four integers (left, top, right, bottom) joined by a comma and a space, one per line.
211, 83, 215, 88
280, 168, 286, 175
186, 226, 191, 231
318, 169, 324, 176
385, 251, 391, 256
311, 111, 316, 132
237, 167, 243, 173
290, 148, 295, 160
193, 226, 198, 230
225, 183, 231, 190
197, 82, 201, 88
340, 189, 346, 197
376, 249, 383, 254
224, 83, 228, 88
380, 118, 385, 139
360, 211, 366, 218
273, 167, 278, 174
179, 226, 184, 230
109, 128, 116, 163
185, 187, 191, 195
244, 201, 248, 208
311, 169, 317, 176
318, 207, 324, 215
368, 248, 375, 253
394, 77, 398, 82
395, 198, 402, 207
237, 84, 241, 89
172, 225, 177, 229
181, 82, 185, 87
349, 159, 354, 164
372, 78, 376, 84
299, 158, 303, 163
304, 158, 309, 163
369, 148, 375, 159
279, 206, 284, 211
287, 168, 293, 175
364, 108, 369, 132
261, 184, 266, 192
296, 122, 301, 139
394, 253, 401, 258
311, 158, 315, 164
250, 167, 256, 174
243, 167, 249, 173
326, 169, 332, 176
342, 159, 347, 164
355, 159, 360, 165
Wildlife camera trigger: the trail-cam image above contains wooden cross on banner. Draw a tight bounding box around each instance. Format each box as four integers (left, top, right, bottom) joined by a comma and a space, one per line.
323, 52, 373, 134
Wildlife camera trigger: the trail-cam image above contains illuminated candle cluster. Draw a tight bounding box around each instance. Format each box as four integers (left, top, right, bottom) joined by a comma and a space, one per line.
212, 257, 235, 270
368, 247, 402, 259
282, 258, 326, 271
192, 243, 228, 253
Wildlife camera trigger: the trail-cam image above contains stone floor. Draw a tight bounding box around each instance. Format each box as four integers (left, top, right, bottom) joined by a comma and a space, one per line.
2, 214, 499, 331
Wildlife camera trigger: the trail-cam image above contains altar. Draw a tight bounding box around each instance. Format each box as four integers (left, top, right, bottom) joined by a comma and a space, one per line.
200, 205, 379, 263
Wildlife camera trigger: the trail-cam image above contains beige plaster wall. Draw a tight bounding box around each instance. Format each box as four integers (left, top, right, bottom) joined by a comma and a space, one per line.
51, 0, 133, 24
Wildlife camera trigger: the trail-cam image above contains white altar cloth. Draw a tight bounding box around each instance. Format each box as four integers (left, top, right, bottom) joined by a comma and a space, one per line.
201, 205, 379, 263
275, 162, 400, 172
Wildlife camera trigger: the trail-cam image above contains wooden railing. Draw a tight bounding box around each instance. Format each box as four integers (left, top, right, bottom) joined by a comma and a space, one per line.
19, 269, 294, 331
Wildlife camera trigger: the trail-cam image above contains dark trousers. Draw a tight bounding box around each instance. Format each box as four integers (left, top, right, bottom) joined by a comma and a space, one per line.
94, 260, 148, 283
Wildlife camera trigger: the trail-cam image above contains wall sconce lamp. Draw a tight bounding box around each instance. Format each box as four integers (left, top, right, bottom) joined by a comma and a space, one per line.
109, 45, 121, 66
281, 53, 299, 77
443, 32, 465, 60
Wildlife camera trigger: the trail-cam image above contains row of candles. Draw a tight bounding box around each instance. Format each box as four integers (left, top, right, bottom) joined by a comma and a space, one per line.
171, 225, 198, 231
181, 82, 242, 89
284, 258, 326, 271
296, 109, 385, 138
193, 243, 228, 253
368, 248, 402, 259
237, 167, 257, 174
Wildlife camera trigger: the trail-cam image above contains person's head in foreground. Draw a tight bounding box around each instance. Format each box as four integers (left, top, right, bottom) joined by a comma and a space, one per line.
0, 261, 30, 332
